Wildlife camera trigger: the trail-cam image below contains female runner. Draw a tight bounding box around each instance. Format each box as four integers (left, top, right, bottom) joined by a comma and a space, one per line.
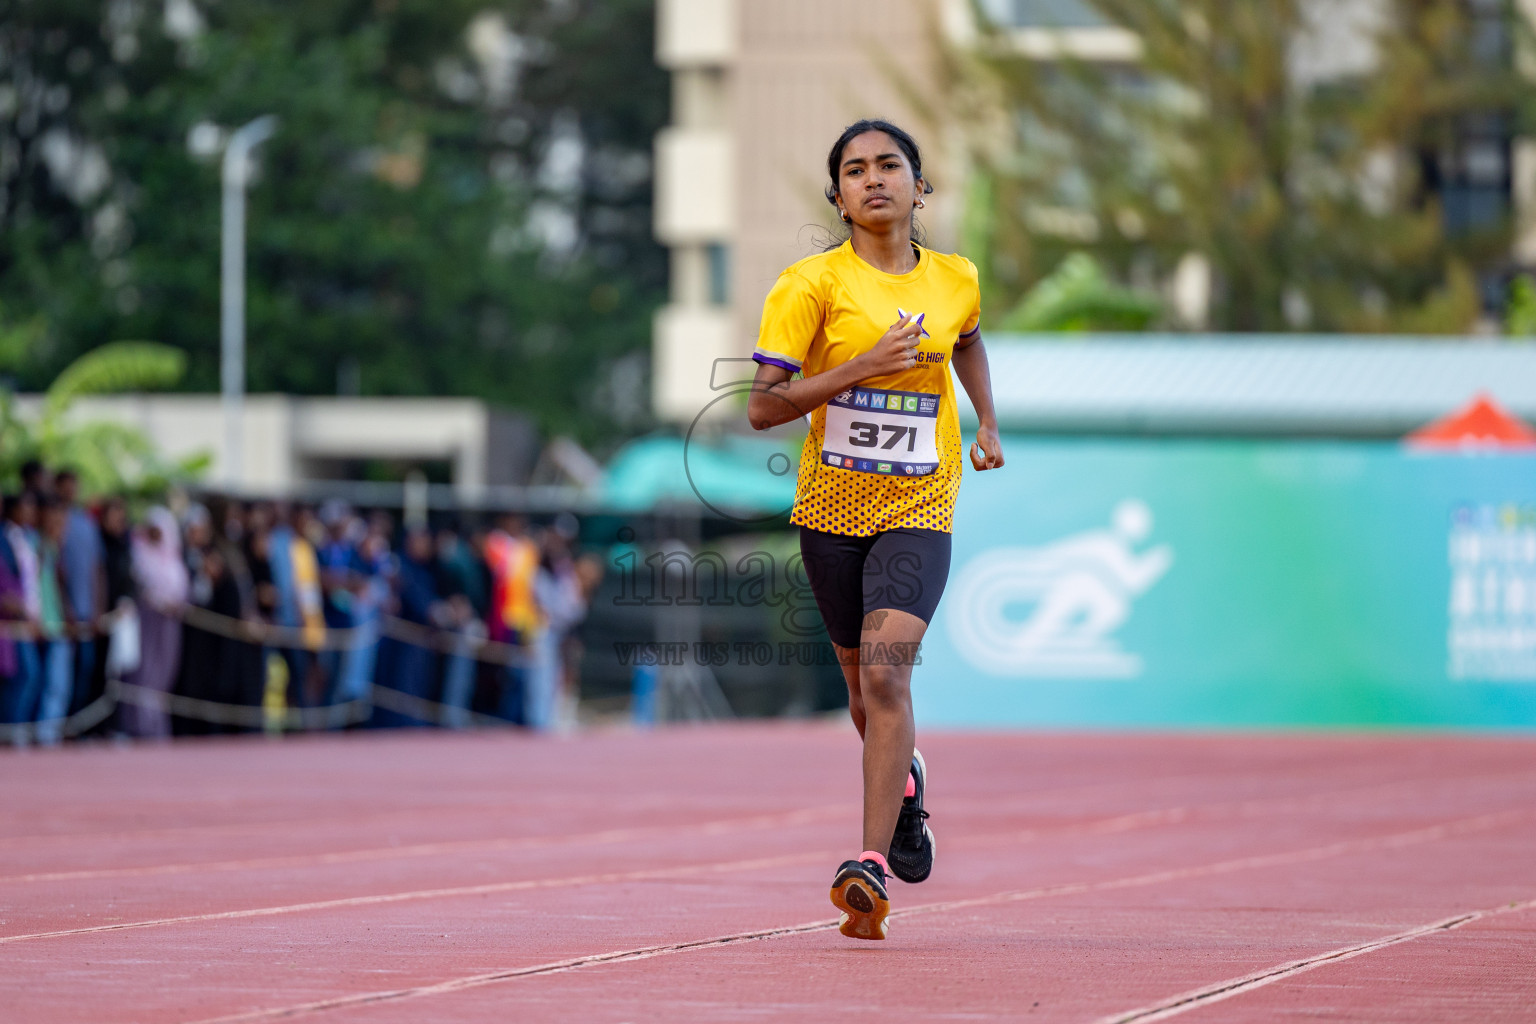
747, 119, 1004, 939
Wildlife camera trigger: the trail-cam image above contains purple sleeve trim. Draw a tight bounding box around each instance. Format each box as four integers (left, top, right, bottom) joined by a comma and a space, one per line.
752, 353, 802, 372
958, 323, 981, 339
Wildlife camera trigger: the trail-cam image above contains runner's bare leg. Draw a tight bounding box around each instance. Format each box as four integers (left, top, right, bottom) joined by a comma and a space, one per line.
851, 608, 925, 855
834, 642, 865, 739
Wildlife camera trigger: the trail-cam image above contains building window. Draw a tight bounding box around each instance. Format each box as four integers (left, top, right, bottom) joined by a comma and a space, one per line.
1423, 1, 1512, 237
707, 242, 730, 306
988, 0, 1107, 28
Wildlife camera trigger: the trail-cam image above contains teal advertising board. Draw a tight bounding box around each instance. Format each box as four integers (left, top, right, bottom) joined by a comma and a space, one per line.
916, 439, 1536, 729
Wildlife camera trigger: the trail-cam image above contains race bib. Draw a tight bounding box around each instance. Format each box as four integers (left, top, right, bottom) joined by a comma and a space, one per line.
822, 387, 941, 477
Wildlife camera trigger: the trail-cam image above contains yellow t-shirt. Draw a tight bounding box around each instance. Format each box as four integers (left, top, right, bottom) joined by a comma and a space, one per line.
754, 240, 981, 536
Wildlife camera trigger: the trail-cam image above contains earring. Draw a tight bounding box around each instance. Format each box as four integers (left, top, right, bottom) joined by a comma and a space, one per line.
841, 211, 851, 223
917, 199, 925, 209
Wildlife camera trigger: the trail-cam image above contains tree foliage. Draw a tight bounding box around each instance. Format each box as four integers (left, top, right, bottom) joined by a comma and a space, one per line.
1508, 274, 1536, 336
998, 252, 1161, 331
946, 0, 1536, 333
0, 0, 666, 446
0, 320, 205, 496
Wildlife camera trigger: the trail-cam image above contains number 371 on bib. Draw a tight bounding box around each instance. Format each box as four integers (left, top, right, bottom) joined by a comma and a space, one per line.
822, 387, 941, 477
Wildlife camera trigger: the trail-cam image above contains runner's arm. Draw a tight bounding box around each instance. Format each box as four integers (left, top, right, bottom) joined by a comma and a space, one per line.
748, 317, 924, 430
747, 359, 870, 430
952, 333, 1005, 470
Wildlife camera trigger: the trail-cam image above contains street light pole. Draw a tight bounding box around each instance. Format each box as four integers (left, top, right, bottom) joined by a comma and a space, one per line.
221, 114, 278, 490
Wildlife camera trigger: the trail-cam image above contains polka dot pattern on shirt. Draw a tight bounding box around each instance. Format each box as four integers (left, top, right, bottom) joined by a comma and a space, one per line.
788, 414, 963, 537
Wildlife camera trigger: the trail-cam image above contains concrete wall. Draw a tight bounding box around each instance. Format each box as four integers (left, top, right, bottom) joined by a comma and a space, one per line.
12, 394, 536, 499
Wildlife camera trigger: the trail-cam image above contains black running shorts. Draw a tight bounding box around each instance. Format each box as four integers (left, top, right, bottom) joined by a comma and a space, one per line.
798, 526, 953, 649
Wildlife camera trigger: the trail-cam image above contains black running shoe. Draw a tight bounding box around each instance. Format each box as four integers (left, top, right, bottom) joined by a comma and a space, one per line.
887, 749, 934, 883
830, 858, 891, 940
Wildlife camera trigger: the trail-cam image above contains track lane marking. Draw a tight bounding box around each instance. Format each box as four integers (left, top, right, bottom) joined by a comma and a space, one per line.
897, 809, 1530, 922
6, 800, 1526, 947
0, 851, 827, 945
0, 804, 1191, 943
0, 805, 853, 884
11, 765, 1531, 886
11, 758, 1527, 850
174, 809, 1533, 1023
1095, 897, 1536, 1023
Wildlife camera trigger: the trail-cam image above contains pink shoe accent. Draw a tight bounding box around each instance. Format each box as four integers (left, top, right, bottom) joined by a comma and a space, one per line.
905, 774, 917, 799
859, 850, 891, 875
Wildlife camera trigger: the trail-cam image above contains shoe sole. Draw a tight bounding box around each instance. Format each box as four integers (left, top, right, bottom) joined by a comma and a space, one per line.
830, 876, 890, 940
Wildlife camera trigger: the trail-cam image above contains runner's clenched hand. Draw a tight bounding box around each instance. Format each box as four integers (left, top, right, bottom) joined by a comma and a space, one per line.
970, 423, 1005, 471
859, 315, 924, 378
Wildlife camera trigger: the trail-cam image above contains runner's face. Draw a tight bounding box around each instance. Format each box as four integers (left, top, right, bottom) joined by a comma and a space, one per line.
836, 131, 921, 232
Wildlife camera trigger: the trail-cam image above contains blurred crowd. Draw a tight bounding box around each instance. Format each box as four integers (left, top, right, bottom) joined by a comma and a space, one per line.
0, 460, 603, 745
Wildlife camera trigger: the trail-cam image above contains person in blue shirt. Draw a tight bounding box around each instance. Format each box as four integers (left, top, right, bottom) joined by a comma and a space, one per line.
55, 470, 105, 716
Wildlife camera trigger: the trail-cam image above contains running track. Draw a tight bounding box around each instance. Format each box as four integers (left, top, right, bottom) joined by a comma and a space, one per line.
3, 725, 1534, 1022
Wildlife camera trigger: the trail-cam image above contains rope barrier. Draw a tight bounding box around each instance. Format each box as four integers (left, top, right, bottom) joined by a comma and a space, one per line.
0, 673, 518, 745
0, 604, 529, 664
0, 681, 120, 746
0, 602, 540, 743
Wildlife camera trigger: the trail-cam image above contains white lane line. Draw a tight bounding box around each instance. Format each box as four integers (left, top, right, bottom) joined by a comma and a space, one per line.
1095, 897, 1536, 1023
174, 809, 1534, 1023
0, 851, 826, 945
901, 809, 1531, 923
15, 764, 1529, 886
188, 918, 845, 1024
0, 805, 1176, 943
0, 805, 852, 884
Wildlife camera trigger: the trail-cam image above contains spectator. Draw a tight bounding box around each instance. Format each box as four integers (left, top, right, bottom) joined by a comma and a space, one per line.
374, 526, 440, 727
434, 527, 484, 616
0, 462, 617, 741
287, 505, 328, 706
33, 497, 75, 746
318, 502, 382, 714
122, 507, 187, 740
55, 469, 106, 717
0, 492, 42, 733
484, 515, 541, 723
244, 504, 279, 625
432, 527, 485, 729
176, 504, 218, 734
19, 459, 50, 498
179, 500, 263, 734
341, 518, 392, 715
100, 498, 136, 611
96, 496, 137, 735
0, 495, 23, 712
316, 501, 358, 704
527, 524, 588, 732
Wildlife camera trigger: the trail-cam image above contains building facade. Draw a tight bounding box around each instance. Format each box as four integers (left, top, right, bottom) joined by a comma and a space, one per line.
13, 394, 538, 501
651, 0, 1536, 423
651, 0, 964, 423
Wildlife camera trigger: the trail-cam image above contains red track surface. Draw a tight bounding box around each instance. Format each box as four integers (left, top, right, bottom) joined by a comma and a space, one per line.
3, 725, 1534, 1022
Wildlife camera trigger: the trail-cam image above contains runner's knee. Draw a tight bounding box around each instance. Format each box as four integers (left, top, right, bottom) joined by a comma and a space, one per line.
859, 661, 910, 712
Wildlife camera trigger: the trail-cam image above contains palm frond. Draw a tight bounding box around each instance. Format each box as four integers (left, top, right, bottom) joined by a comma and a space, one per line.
45, 342, 186, 419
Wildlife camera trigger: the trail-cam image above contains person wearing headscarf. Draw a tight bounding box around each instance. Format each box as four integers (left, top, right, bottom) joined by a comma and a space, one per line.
122, 507, 188, 740
176, 501, 263, 734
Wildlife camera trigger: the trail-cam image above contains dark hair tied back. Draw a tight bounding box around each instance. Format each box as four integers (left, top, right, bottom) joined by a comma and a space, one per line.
823, 119, 933, 245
